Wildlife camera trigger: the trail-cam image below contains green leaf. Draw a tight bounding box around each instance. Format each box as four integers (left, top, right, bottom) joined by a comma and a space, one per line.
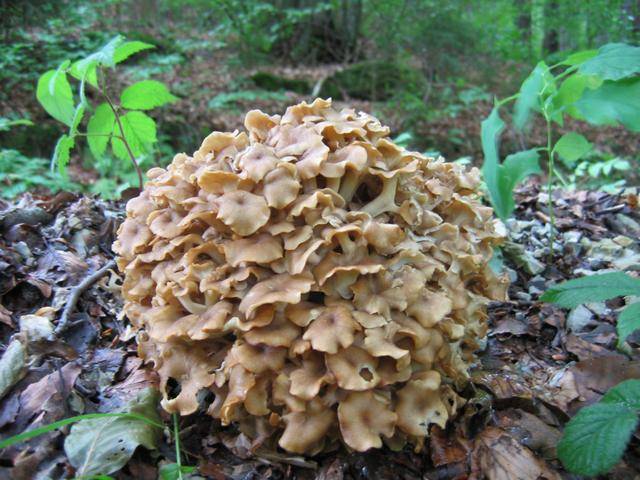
617, 302, 640, 347
87, 103, 116, 158
88, 35, 124, 68
541, 272, 640, 308
481, 108, 540, 219
64, 388, 162, 478
497, 149, 541, 217
70, 36, 125, 88
561, 49, 598, 66
579, 43, 640, 81
554, 74, 603, 116
481, 106, 505, 215
0, 118, 33, 132
113, 40, 155, 64
159, 463, 197, 480
557, 402, 638, 476
120, 80, 177, 110
111, 111, 157, 160
36, 68, 75, 126
553, 132, 592, 167
513, 62, 546, 130
70, 59, 98, 88
575, 78, 640, 132
52, 134, 75, 174
71, 103, 85, 135
601, 379, 640, 409
0, 412, 163, 449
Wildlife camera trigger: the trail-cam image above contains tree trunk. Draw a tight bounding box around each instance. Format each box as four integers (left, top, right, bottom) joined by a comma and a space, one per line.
531, 0, 545, 59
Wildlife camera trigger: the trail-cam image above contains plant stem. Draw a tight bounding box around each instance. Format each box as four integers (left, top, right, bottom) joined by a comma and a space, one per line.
497, 93, 520, 107
546, 115, 555, 260
173, 413, 184, 480
76, 133, 124, 140
97, 68, 144, 190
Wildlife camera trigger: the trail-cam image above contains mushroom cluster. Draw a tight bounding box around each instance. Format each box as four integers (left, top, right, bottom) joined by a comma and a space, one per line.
114, 98, 507, 454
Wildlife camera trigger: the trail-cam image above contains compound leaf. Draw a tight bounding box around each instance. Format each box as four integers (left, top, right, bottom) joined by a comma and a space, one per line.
52, 134, 75, 174
617, 302, 640, 347
111, 111, 157, 160
37, 67, 75, 126
557, 402, 637, 476
601, 379, 640, 410
120, 80, 177, 110
114, 40, 154, 64
541, 272, 640, 308
87, 103, 116, 158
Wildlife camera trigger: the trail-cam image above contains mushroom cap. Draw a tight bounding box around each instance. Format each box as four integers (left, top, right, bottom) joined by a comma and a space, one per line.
216, 191, 270, 236
338, 391, 397, 451
115, 98, 507, 455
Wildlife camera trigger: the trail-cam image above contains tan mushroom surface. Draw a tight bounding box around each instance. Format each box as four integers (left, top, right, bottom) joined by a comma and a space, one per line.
114, 98, 508, 454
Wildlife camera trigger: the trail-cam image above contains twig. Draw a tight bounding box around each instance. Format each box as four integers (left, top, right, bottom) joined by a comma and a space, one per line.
55, 259, 116, 335
97, 68, 144, 190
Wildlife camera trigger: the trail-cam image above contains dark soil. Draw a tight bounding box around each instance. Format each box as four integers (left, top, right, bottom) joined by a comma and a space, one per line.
0, 181, 638, 479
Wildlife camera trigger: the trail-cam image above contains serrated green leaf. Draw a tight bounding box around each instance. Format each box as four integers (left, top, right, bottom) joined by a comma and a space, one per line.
113, 40, 155, 64
120, 80, 177, 110
37, 69, 75, 126
553, 132, 592, 167
87, 103, 116, 158
561, 49, 598, 66
601, 379, 640, 409
52, 134, 75, 174
541, 272, 640, 308
111, 111, 157, 160
70, 103, 85, 135
70, 36, 124, 89
70, 59, 98, 88
513, 62, 546, 130
579, 43, 640, 81
575, 78, 640, 131
557, 402, 637, 476
64, 388, 161, 478
49, 60, 70, 96
617, 302, 640, 347
89, 35, 124, 68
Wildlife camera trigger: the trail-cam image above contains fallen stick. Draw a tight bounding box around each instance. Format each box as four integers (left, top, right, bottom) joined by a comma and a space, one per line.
55, 259, 116, 335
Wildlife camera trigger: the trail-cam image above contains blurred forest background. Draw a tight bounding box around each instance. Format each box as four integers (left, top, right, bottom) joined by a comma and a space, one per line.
1, 0, 639, 198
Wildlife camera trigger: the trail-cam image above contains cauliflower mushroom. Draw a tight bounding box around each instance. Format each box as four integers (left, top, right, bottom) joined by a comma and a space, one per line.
114, 98, 507, 455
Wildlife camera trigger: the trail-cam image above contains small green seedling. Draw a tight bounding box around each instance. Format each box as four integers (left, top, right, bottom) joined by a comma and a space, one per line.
541, 271, 640, 347
481, 43, 640, 247
36, 35, 177, 190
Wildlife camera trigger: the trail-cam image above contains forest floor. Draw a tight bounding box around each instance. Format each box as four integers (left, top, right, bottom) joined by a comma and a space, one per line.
0, 181, 639, 479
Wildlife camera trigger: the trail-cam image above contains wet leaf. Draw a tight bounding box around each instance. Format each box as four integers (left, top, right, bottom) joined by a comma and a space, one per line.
64, 388, 162, 477
0, 338, 27, 401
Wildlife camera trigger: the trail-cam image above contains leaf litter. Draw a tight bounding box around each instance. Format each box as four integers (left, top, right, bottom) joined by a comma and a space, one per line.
0, 180, 638, 479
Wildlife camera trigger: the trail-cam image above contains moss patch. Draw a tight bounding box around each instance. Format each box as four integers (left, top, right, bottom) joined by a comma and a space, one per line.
319, 61, 426, 101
